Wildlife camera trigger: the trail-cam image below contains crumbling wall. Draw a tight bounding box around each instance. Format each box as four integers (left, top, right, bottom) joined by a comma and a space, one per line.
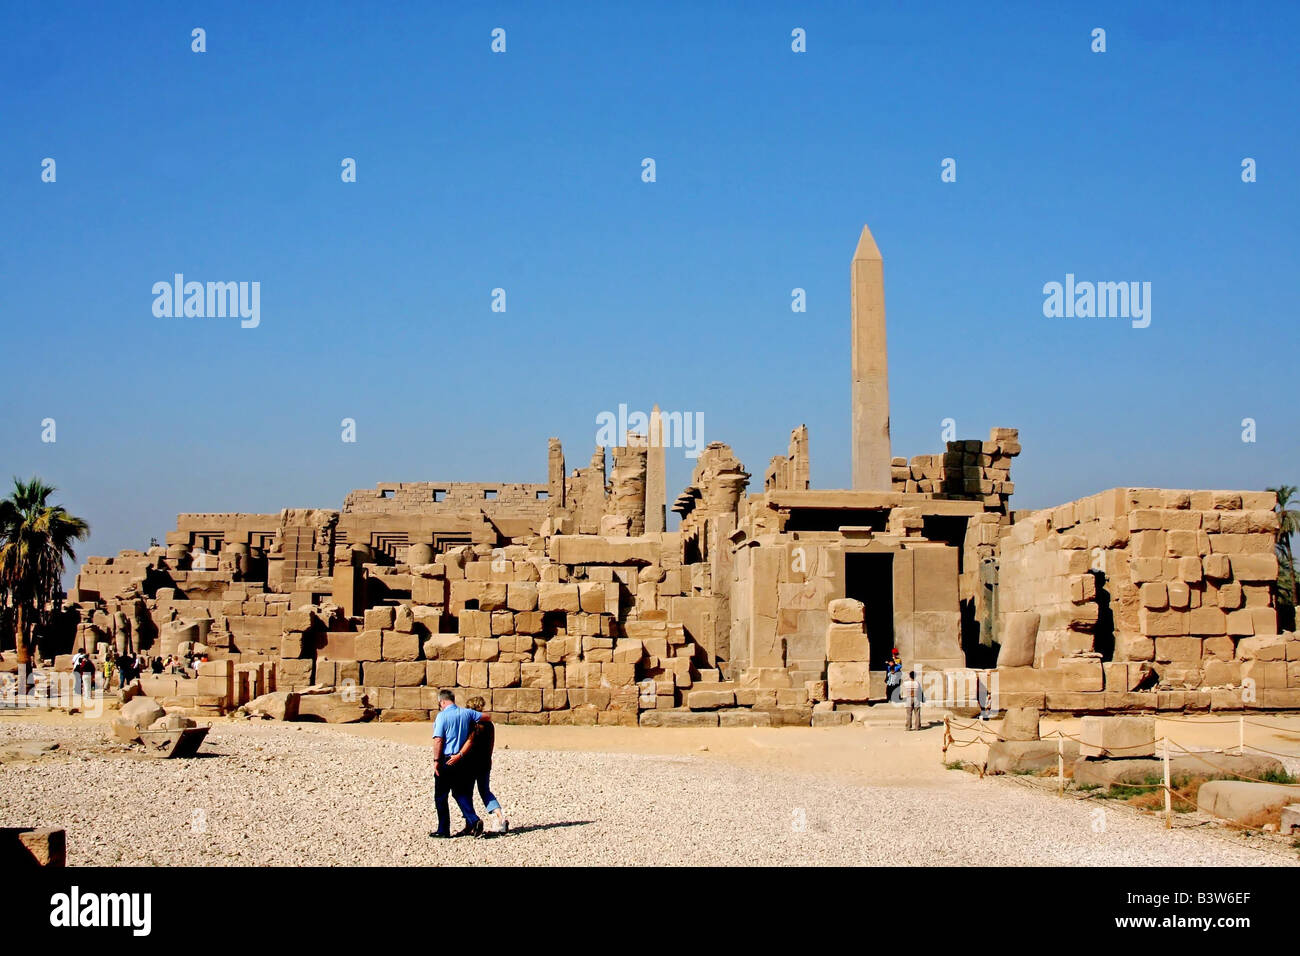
995, 487, 1289, 711
891, 427, 1020, 511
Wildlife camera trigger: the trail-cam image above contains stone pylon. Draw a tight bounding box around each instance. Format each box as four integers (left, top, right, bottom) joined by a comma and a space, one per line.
851, 224, 891, 490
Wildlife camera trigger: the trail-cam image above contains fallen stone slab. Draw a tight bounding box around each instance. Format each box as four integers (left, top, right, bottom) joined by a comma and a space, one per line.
0, 827, 65, 867
812, 711, 852, 727
1197, 780, 1299, 822
718, 709, 773, 727
242, 691, 300, 721
986, 739, 1080, 774
1072, 753, 1287, 789
0, 741, 59, 763
1078, 715, 1156, 758
639, 710, 719, 728
119, 695, 165, 730
294, 691, 371, 723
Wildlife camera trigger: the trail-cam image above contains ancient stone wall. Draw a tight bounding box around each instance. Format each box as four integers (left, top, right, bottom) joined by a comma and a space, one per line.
995, 487, 1291, 711
890, 427, 1020, 511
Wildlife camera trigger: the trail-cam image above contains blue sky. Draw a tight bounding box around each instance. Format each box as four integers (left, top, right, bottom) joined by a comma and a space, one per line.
1, 1, 1296, 566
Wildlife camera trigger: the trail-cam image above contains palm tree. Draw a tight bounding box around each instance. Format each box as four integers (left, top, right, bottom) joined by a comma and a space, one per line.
0, 477, 90, 669
1268, 485, 1298, 632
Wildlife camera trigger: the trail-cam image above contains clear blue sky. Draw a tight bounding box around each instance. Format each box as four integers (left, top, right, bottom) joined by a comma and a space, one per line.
1, 1, 1296, 568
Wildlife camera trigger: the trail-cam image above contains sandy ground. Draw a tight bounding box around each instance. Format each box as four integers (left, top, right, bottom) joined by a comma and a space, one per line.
2, 707, 1298, 866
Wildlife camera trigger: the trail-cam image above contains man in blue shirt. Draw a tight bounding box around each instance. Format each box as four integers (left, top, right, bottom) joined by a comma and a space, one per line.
430, 689, 492, 838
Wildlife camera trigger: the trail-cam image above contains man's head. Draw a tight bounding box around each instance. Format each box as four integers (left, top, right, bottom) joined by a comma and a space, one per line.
908, 671, 915, 679
466, 696, 486, 712
437, 688, 456, 710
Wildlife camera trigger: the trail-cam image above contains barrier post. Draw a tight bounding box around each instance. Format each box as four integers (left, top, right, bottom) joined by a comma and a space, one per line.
1170, 738, 1180, 832
1057, 735, 1064, 796
1238, 716, 1245, 756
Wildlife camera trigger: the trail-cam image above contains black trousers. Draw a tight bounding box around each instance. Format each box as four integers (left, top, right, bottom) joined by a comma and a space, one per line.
434, 760, 479, 833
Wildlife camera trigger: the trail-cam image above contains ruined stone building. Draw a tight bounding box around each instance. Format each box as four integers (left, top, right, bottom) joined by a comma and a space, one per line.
66, 226, 1294, 725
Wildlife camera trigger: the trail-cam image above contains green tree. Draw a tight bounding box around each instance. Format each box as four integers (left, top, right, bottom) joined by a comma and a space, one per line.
1268, 484, 1298, 632
0, 477, 90, 669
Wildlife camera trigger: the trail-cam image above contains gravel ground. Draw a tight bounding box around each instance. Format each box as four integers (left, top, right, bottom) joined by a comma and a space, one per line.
1, 721, 1295, 866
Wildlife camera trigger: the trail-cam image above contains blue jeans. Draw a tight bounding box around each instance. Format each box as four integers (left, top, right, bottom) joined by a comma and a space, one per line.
434, 761, 479, 834
476, 764, 500, 814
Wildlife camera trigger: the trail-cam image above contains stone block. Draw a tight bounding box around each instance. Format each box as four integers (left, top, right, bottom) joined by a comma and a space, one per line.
1078, 715, 1156, 757
826, 623, 871, 662
828, 598, 865, 624
363, 606, 395, 630
827, 662, 871, 702
355, 630, 383, 662
492, 687, 542, 713
381, 631, 422, 662
425, 660, 458, 687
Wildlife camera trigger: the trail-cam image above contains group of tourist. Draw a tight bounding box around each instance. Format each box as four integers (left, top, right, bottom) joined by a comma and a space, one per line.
67, 649, 203, 695
429, 689, 508, 838
884, 647, 923, 731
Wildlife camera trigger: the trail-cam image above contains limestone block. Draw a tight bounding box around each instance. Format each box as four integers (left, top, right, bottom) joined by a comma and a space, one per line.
1000, 707, 1040, 742
1060, 658, 1103, 692
425, 660, 457, 687
1242, 659, 1285, 688
488, 662, 521, 688
1139, 582, 1167, 610
1198, 781, 1298, 822
363, 661, 396, 686
393, 662, 425, 687
462, 638, 500, 662
1154, 636, 1202, 662
1079, 715, 1156, 757
828, 598, 865, 624
457, 662, 488, 687
507, 582, 538, 611
381, 631, 421, 662
538, 582, 581, 613
458, 610, 492, 639
363, 606, 395, 630
1139, 608, 1188, 637
1236, 635, 1285, 661
1230, 553, 1278, 583
997, 612, 1039, 668
687, 688, 735, 710
1203, 659, 1240, 685
826, 623, 870, 662
827, 662, 872, 702
422, 635, 464, 661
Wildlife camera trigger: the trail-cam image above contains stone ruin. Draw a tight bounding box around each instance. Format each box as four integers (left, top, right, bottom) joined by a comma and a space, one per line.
54, 225, 1293, 726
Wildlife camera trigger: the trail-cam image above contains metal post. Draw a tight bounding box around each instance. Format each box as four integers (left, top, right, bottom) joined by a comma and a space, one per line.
1162, 737, 1172, 829
1239, 715, 1245, 756
1057, 734, 1064, 796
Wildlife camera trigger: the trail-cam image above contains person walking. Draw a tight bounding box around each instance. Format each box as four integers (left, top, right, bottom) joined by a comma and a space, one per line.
902, 670, 922, 731
429, 690, 491, 839
460, 696, 508, 835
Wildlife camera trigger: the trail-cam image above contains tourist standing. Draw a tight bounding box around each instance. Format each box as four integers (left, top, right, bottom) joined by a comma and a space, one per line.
902, 670, 922, 731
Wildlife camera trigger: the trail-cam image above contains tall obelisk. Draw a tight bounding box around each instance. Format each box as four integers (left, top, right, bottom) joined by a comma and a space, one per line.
646, 404, 667, 533
851, 224, 891, 490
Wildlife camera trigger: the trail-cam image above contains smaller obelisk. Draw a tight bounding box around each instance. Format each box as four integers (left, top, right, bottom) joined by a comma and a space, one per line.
646, 405, 667, 533
851, 224, 891, 490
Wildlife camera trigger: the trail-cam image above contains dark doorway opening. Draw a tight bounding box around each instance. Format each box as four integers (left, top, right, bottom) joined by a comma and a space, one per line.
845, 553, 895, 669
786, 508, 888, 533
